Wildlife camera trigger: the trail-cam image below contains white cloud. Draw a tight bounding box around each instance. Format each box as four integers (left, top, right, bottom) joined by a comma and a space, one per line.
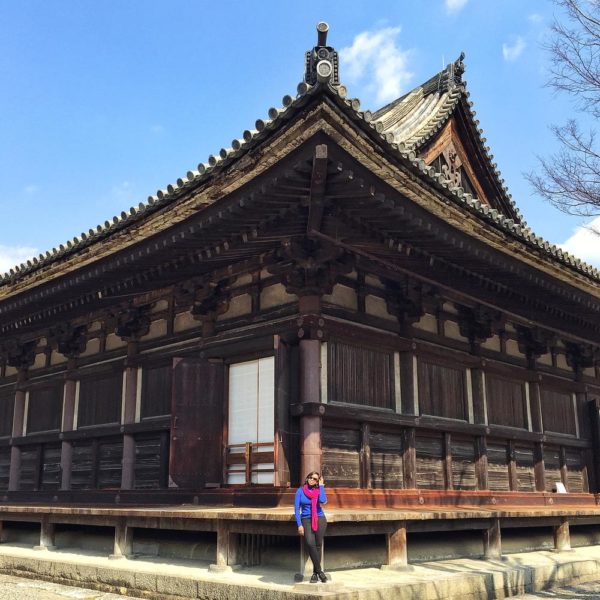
502, 36, 526, 61
560, 216, 600, 268
528, 13, 543, 24
0, 245, 38, 274
340, 27, 414, 106
23, 184, 39, 194
150, 124, 165, 134
445, 0, 468, 14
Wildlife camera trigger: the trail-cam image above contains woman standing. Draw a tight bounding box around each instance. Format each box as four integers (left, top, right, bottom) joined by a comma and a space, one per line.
294, 471, 328, 583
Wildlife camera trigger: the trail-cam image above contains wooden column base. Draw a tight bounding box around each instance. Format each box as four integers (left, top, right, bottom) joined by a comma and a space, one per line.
209, 520, 240, 572
381, 521, 412, 571
60, 441, 73, 490
109, 518, 132, 559
121, 434, 136, 490
483, 518, 502, 560
34, 517, 56, 551
554, 517, 572, 552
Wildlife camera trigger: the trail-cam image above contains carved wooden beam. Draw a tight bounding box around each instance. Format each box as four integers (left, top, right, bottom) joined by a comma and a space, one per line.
109, 305, 151, 341
307, 144, 328, 236
1, 339, 37, 370
516, 326, 555, 369
565, 342, 600, 374
458, 305, 502, 354
48, 323, 88, 359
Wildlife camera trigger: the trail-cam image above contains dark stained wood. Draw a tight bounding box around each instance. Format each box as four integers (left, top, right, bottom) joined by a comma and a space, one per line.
170, 357, 225, 489
40, 444, 62, 491
402, 428, 416, 489
0, 446, 10, 491
0, 391, 14, 438
529, 382, 543, 433
507, 441, 518, 491
534, 442, 546, 492
70, 440, 95, 490
360, 423, 372, 488
543, 445, 562, 492
565, 449, 586, 493
274, 336, 291, 488
27, 385, 62, 434
399, 350, 417, 415
78, 372, 122, 427
485, 374, 527, 429
328, 339, 394, 409
370, 430, 403, 489
418, 360, 467, 421
321, 427, 360, 488
134, 433, 165, 489
470, 368, 486, 424
141, 363, 172, 419
451, 436, 476, 491
475, 436, 488, 490
514, 445, 535, 492
443, 433, 453, 490
96, 437, 123, 490
415, 433, 444, 490
541, 388, 577, 436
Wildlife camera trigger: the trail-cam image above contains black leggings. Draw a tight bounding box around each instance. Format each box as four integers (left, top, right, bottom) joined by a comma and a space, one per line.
302, 516, 327, 573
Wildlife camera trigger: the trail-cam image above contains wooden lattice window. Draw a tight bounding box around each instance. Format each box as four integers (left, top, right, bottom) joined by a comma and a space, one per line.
541, 388, 576, 435
0, 391, 14, 438
141, 363, 172, 419
27, 385, 62, 434
486, 374, 527, 429
328, 340, 395, 409
77, 371, 122, 427
418, 360, 467, 420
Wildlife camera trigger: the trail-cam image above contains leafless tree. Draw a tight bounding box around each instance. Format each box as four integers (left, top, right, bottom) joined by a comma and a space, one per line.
527, 0, 600, 218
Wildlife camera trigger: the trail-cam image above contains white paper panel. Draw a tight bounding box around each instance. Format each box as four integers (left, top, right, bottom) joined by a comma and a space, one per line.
228, 361, 258, 446
257, 357, 274, 443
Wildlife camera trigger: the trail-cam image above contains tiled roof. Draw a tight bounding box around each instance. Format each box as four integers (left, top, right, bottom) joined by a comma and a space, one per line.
372, 53, 524, 226
2, 59, 599, 289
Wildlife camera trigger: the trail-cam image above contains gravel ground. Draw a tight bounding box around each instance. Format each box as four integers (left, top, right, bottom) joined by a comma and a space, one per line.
3, 572, 600, 599
0, 574, 138, 600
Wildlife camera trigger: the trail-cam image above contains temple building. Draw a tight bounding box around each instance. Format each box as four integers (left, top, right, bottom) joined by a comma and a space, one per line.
0, 23, 599, 570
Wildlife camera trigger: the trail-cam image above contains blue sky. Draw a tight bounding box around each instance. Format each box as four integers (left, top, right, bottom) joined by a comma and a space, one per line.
1, 0, 598, 273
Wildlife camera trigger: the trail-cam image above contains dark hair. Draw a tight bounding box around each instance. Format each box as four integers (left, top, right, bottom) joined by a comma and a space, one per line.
305, 471, 320, 486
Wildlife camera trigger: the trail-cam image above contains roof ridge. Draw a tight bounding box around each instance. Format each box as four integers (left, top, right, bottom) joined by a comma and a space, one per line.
2, 52, 598, 289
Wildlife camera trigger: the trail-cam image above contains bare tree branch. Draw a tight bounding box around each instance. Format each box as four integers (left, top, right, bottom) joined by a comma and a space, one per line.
529, 0, 600, 214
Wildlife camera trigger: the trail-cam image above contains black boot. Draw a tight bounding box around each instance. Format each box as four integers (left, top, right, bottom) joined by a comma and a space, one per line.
318, 571, 328, 582
310, 573, 319, 583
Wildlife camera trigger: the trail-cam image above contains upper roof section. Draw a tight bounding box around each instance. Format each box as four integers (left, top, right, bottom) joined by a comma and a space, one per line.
0, 23, 598, 292
372, 53, 521, 222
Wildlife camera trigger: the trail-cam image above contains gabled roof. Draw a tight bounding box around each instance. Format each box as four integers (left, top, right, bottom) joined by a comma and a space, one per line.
373, 53, 521, 222
1, 35, 599, 295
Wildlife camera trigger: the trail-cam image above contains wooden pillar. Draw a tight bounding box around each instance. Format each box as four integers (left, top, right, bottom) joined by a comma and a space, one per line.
60, 360, 78, 490
399, 349, 417, 415
553, 517, 571, 552
507, 441, 518, 491
209, 520, 238, 572
360, 423, 372, 489
475, 436, 489, 490
403, 428, 416, 489
443, 432, 453, 490
121, 341, 139, 490
381, 521, 409, 570
534, 443, 546, 492
110, 518, 132, 559
471, 367, 486, 424
299, 339, 321, 479
8, 370, 28, 492
483, 518, 502, 559
34, 516, 56, 551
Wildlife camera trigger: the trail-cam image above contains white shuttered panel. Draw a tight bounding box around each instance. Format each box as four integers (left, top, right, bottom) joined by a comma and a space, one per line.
227, 357, 274, 484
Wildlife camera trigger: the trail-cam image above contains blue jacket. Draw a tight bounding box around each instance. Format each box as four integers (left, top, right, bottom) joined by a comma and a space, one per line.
294, 485, 327, 526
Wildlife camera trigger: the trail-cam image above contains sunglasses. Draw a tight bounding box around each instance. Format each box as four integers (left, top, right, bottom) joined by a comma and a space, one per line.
308, 476, 319, 481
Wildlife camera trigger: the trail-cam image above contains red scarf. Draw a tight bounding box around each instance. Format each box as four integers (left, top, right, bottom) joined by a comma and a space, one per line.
303, 484, 320, 532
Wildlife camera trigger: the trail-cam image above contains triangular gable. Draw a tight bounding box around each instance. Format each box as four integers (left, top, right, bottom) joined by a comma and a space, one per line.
419, 117, 490, 207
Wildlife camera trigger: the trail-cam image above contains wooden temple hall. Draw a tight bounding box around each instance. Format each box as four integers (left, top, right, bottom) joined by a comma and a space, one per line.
1, 22, 600, 569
